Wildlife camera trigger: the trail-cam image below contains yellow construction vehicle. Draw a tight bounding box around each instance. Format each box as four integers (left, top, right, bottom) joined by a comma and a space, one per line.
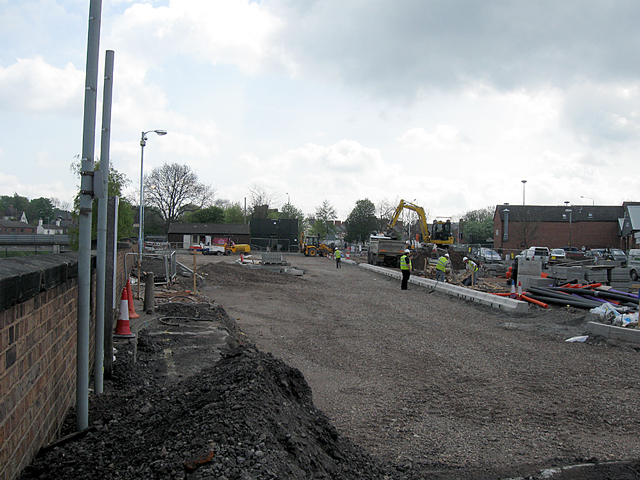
386, 200, 454, 246
299, 232, 333, 257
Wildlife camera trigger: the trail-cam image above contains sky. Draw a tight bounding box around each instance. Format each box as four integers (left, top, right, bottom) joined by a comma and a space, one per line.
2, 0, 640, 222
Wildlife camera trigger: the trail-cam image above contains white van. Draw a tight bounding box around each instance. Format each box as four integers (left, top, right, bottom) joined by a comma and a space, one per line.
628, 249, 640, 281
525, 246, 550, 266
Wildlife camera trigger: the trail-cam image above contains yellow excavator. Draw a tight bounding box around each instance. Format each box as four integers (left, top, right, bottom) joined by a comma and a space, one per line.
299, 232, 333, 257
386, 200, 454, 246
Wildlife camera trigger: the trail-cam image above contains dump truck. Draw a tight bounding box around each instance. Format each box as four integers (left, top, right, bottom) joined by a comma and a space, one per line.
367, 235, 408, 267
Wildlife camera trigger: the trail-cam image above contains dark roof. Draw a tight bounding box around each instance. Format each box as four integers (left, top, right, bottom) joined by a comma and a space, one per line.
167, 223, 250, 235
494, 205, 624, 223
0, 219, 36, 228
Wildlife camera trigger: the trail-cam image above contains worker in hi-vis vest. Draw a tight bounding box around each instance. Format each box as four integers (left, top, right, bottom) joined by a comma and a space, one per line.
463, 256, 478, 286
334, 248, 342, 269
436, 253, 450, 282
400, 249, 412, 290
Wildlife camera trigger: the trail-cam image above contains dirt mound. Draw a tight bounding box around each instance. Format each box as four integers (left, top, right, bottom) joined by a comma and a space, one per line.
19, 339, 401, 480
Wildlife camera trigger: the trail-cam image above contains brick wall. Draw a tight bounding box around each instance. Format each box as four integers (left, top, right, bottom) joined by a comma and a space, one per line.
0, 246, 133, 480
494, 217, 621, 252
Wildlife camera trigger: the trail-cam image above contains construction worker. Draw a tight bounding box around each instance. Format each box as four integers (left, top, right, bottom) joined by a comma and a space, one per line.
436, 253, 449, 282
462, 256, 478, 286
334, 247, 342, 269
400, 249, 412, 290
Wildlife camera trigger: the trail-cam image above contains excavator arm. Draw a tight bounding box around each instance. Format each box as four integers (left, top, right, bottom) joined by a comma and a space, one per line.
386, 199, 431, 243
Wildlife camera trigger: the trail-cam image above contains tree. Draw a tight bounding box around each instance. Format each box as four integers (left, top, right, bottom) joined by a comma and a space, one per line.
376, 197, 399, 233
30, 197, 56, 224
248, 184, 277, 219
185, 206, 225, 224
69, 160, 134, 248
144, 162, 214, 228
279, 203, 305, 223
460, 206, 494, 244
0, 194, 30, 220
224, 202, 245, 224
345, 199, 378, 243
315, 200, 337, 239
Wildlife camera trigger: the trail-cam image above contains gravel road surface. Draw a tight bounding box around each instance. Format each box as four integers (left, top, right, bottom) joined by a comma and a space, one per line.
202, 253, 640, 478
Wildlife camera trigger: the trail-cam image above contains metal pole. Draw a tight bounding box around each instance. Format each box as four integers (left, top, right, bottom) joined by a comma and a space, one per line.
77, 0, 102, 432
95, 49, 114, 395
138, 132, 145, 300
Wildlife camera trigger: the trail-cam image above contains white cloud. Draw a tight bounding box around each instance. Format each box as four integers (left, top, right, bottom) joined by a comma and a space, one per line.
399, 125, 460, 150
106, 0, 283, 74
0, 56, 84, 113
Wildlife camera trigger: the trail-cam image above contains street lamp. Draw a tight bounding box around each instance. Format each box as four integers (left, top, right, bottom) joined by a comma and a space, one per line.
286, 192, 290, 205
580, 195, 594, 206
521, 180, 527, 205
138, 129, 167, 295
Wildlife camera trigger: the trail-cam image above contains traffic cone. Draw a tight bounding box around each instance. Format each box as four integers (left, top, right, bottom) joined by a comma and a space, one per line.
240, 254, 244, 262
517, 281, 523, 299
509, 281, 517, 298
126, 279, 140, 319
114, 288, 135, 337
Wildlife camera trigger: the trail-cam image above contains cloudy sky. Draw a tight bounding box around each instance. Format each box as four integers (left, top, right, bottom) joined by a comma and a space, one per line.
1, 0, 640, 221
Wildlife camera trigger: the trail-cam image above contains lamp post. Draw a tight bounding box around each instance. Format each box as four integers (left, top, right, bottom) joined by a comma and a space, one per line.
580, 195, 594, 206
565, 208, 573, 248
286, 192, 290, 205
138, 129, 167, 297
521, 180, 527, 205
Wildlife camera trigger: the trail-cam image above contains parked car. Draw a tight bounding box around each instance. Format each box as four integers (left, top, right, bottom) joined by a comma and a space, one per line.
550, 248, 566, 260
562, 246, 587, 260
479, 247, 502, 263
589, 248, 627, 266
629, 249, 640, 281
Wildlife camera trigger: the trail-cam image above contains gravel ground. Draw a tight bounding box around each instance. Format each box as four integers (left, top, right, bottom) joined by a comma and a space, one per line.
202, 253, 640, 478
17, 252, 640, 480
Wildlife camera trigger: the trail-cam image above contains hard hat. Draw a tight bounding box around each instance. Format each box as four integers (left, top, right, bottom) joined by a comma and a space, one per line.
404, 249, 410, 253
445, 253, 450, 258
463, 256, 468, 261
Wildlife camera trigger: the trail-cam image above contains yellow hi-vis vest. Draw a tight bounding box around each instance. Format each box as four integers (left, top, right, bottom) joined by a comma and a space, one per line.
400, 255, 411, 271
436, 256, 448, 272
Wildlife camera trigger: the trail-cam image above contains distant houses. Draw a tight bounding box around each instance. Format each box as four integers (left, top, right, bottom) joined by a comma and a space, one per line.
0, 219, 36, 235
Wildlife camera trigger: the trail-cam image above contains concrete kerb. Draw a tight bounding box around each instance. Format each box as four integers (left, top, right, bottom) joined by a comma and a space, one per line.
586, 321, 640, 345
359, 263, 528, 313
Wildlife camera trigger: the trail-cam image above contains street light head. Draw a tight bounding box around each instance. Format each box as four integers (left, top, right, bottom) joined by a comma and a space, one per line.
153, 130, 168, 136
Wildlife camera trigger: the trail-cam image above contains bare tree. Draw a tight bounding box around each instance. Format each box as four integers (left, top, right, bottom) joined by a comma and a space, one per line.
376, 197, 399, 233
248, 184, 278, 218
144, 162, 215, 227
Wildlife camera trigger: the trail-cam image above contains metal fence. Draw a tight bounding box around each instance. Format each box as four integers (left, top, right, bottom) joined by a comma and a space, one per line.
0, 234, 70, 245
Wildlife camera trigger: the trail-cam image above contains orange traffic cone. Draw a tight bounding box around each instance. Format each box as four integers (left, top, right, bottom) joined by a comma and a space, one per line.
126, 279, 140, 319
517, 281, 523, 299
114, 288, 135, 338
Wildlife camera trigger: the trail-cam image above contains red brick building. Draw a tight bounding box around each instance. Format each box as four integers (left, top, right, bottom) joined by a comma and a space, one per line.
0, 219, 37, 234
493, 204, 625, 254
